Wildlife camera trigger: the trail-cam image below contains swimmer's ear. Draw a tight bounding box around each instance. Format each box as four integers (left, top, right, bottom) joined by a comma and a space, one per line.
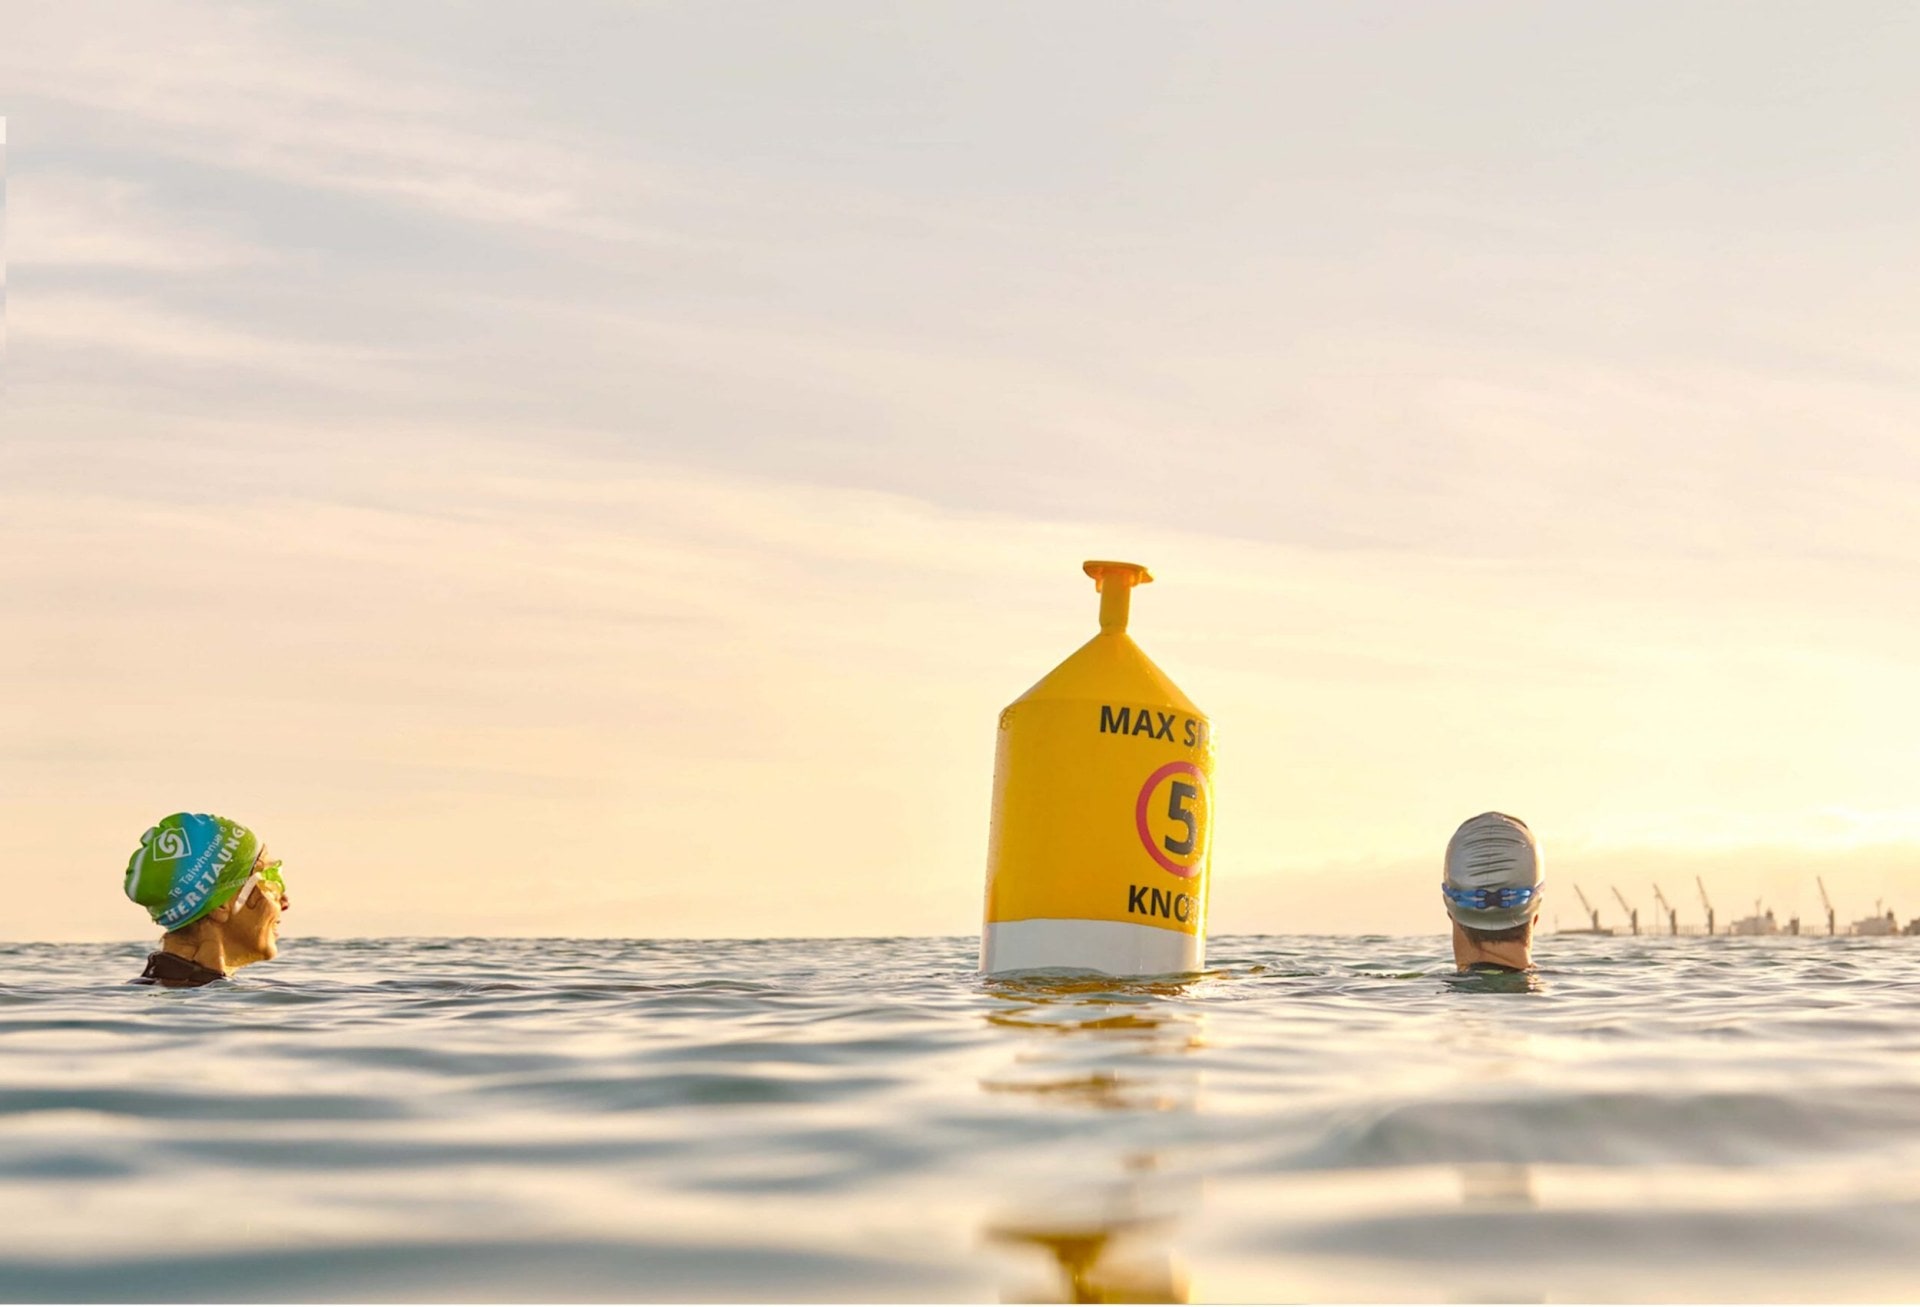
206, 901, 234, 924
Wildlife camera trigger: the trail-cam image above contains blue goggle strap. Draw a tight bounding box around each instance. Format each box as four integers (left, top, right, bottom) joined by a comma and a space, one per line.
1442, 881, 1543, 911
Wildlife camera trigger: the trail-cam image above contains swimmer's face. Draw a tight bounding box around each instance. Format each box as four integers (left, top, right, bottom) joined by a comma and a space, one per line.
224, 858, 291, 964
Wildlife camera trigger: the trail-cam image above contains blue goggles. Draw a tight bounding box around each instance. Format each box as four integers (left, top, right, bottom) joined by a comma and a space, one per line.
1442, 882, 1543, 911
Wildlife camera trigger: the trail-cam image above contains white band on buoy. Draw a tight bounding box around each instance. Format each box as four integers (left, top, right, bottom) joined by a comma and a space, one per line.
979, 918, 1203, 977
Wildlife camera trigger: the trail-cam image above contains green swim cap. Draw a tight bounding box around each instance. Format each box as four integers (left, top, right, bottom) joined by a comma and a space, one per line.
124, 813, 263, 931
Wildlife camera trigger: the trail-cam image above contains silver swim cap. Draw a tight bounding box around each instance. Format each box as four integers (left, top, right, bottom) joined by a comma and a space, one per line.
1443, 812, 1543, 930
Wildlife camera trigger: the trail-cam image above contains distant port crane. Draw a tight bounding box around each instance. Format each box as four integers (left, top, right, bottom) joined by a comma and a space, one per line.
1818, 876, 1836, 936
1574, 884, 1604, 933
1696, 876, 1716, 936
1651, 883, 1679, 935
1610, 886, 1640, 936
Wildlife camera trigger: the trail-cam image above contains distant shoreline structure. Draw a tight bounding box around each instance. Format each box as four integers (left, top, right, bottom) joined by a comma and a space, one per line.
1555, 878, 1920, 938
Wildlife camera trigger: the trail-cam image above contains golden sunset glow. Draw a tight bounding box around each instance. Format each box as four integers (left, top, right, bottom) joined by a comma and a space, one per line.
4, 5, 1918, 942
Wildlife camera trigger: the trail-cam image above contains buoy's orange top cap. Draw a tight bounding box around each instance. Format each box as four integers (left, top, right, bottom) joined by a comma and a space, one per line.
1082, 560, 1153, 591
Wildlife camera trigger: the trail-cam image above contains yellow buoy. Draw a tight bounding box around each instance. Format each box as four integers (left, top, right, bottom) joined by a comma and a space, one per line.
980, 560, 1215, 975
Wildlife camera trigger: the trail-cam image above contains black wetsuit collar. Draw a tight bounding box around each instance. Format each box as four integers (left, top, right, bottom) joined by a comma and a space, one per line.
133, 951, 227, 988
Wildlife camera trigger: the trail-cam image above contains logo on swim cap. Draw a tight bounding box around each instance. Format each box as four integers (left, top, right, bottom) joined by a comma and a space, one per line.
149, 825, 192, 862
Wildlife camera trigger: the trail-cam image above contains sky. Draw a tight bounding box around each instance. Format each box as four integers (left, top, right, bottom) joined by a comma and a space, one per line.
4, 2, 1919, 942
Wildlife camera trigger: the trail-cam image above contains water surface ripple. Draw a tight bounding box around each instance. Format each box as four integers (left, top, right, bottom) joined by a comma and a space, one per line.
3, 934, 1918, 1301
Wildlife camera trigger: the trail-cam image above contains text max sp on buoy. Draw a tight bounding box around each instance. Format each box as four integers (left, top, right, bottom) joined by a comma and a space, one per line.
979, 560, 1215, 976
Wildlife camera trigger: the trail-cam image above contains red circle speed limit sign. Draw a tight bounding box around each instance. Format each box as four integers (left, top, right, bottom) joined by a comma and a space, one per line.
1134, 761, 1208, 879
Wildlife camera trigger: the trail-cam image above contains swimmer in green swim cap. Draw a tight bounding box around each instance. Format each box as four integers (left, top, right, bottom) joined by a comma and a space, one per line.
1442, 812, 1542, 974
124, 813, 291, 987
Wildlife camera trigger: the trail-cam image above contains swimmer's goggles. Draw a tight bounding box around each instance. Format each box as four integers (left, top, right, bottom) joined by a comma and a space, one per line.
1442, 882, 1543, 911
231, 860, 287, 913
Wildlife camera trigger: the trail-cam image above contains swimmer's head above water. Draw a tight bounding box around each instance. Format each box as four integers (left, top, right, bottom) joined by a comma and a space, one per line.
124, 813, 291, 987
1443, 812, 1542, 973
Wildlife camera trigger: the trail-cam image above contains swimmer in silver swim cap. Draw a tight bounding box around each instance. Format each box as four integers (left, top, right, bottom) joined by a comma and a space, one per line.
1442, 812, 1542, 973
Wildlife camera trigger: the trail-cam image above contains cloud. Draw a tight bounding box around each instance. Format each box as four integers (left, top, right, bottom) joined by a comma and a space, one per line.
0, 1, 677, 239
26, 292, 406, 384
11, 174, 273, 270
6, 4, 1914, 573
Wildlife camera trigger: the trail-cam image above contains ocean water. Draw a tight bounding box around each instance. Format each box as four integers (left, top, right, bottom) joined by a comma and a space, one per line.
4, 935, 1920, 1303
